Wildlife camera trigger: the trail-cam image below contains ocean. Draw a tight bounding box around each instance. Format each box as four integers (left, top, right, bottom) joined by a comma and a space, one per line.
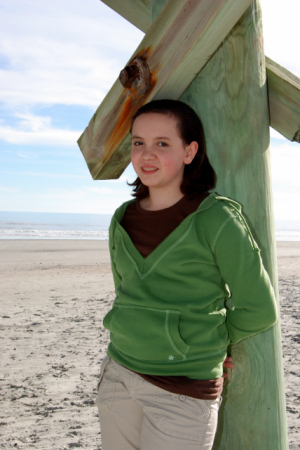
0, 211, 300, 241
0, 211, 111, 240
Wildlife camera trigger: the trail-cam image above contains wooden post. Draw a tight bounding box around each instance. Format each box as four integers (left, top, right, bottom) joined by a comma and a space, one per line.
177, 1, 289, 448
151, 0, 288, 448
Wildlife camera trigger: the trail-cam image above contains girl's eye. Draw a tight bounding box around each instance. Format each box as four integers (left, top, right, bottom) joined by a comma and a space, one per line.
158, 141, 168, 147
132, 141, 143, 146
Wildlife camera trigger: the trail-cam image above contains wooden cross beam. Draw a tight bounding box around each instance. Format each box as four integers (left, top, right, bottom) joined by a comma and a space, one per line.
77, 0, 255, 180
101, 0, 152, 32
101, 0, 300, 143
78, 0, 300, 181
266, 57, 300, 142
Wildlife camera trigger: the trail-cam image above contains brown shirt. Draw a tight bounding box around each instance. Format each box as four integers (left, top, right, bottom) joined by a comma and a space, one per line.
120, 193, 224, 399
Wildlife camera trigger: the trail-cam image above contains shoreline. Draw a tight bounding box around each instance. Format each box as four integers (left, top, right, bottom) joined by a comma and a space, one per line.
1, 240, 299, 449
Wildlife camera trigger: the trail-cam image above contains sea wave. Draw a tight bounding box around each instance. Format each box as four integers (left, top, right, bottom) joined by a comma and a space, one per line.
1, 229, 300, 241
275, 230, 300, 242
0, 229, 109, 239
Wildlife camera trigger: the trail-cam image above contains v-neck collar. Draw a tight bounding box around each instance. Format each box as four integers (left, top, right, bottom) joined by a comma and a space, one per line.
112, 192, 219, 278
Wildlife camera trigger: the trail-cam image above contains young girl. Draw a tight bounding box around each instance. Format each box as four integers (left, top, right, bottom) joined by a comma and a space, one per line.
96, 99, 277, 450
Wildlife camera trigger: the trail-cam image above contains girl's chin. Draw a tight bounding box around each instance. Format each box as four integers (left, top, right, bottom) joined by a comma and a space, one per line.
138, 172, 159, 184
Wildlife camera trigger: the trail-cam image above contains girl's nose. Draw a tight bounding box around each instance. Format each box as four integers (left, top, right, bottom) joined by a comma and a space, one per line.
141, 146, 155, 160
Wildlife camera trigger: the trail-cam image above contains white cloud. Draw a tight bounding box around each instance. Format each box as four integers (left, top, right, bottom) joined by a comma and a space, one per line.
270, 143, 300, 220
270, 129, 286, 141
16, 113, 51, 132
272, 191, 300, 221
0, 113, 80, 146
86, 187, 114, 194
19, 186, 131, 214
106, 174, 132, 184
270, 143, 300, 188
261, 0, 300, 77
0, 186, 19, 193
0, 1, 144, 108
1, 171, 87, 178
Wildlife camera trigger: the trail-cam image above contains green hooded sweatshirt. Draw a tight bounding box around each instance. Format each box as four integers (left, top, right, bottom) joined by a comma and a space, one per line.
103, 193, 277, 379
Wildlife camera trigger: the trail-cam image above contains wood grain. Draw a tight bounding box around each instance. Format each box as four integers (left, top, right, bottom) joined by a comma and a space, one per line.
179, 1, 288, 448
266, 57, 300, 142
101, 0, 151, 32
101, 0, 300, 144
78, 0, 253, 180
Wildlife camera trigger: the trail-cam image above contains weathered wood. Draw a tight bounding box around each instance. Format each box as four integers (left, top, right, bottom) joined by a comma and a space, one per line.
266, 57, 300, 142
101, 0, 151, 32
178, 1, 288, 448
101, 0, 300, 145
78, 0, 253, 180
151, 0, 168, 22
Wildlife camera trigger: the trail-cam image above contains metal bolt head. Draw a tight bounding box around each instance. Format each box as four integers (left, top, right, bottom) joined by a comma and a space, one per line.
119, 57, 151, 97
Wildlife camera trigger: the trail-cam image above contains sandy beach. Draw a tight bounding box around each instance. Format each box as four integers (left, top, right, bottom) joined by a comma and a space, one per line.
0, 239, 299, 449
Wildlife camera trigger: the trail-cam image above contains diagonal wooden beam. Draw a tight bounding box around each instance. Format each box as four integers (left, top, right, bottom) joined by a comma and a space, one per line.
101, 0, 300, 145
101, 0, 151, 32
266, 57, 300, 143
78, 0, 253, 180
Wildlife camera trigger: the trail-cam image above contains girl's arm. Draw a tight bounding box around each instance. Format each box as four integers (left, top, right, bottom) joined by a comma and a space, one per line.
213, 210, 278, 345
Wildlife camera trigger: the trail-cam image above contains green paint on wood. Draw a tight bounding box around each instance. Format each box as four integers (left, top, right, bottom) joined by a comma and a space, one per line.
179, 2, 288, 448
79, 0, 254, 180
101, 0, 151, 32
151, 0, 168, 21
101, 0, 300, 144
266, 57, 300, 143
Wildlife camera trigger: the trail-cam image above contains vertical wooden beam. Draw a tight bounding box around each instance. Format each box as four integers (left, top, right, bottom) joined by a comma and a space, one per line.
179, 1, 288, 448
150, 0, 288, 448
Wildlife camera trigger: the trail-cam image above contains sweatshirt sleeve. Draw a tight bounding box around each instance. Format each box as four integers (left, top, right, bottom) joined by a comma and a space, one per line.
212, 208, 278, 344
108, 217, 122, 289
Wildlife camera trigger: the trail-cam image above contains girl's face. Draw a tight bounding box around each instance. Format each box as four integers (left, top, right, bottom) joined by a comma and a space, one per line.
131, 113, 197, 196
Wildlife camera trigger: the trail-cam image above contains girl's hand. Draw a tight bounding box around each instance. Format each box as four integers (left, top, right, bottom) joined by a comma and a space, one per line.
196, 358, 234, 399
223, 356, 234, 384
223, 356, 234, 371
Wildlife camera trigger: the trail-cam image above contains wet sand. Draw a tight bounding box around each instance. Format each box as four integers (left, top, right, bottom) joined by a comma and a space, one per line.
0, 240, 299, 449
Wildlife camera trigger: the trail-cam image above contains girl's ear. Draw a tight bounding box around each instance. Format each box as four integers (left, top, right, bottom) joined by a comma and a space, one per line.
184, 141, 198, 165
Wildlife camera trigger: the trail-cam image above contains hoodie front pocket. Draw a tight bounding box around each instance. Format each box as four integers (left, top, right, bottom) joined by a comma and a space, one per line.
103, 305, 190, 363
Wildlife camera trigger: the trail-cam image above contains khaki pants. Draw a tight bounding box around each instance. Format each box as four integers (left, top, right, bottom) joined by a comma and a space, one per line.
96, 356, 221, 450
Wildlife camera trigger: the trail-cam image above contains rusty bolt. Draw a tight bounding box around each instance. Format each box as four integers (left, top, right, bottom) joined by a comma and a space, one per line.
119, 57, 151, 97
119, 65, 140, 89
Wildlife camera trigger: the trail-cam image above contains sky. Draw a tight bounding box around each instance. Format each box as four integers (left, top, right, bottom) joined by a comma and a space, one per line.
0, 0, 299, 221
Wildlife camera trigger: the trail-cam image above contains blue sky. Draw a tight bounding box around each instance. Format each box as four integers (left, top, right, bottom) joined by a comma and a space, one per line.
0, 0, 299, 220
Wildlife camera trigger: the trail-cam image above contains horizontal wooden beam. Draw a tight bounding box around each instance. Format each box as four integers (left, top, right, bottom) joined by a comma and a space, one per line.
78, 0, 253, 180
266, 57, 300, 143
101, 0, 151, 32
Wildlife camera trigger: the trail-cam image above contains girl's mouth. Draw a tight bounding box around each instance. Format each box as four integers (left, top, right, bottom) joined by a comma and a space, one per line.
141, 166, 158, 173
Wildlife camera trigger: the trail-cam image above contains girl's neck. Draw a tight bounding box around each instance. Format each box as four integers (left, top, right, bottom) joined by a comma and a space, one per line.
140, 188, 185, 211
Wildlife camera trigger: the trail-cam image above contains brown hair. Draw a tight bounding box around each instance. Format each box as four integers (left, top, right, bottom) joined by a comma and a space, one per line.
129, 99, 216, 199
